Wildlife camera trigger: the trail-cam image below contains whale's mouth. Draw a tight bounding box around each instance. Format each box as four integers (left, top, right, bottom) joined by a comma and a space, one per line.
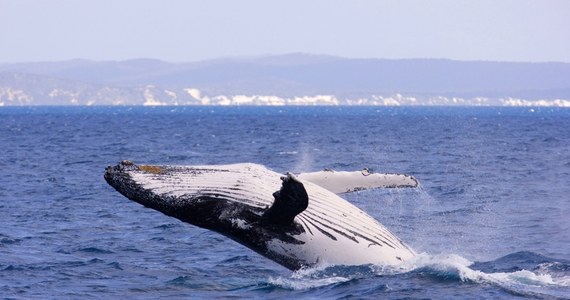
104, 160, 167, 190
104, 160, 139, 193
104, 160, 173, 212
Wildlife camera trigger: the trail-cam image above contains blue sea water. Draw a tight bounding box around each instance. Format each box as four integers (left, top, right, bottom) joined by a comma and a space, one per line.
1, 106, 569, 299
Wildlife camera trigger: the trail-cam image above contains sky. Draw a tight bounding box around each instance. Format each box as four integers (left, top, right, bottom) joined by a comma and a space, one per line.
1, 0, 570, 64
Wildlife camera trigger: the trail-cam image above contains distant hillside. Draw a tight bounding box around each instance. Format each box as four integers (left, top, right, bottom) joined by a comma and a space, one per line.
1, 54, 570, 106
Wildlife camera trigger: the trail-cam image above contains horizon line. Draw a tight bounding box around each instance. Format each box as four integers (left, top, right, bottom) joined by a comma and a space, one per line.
2, 53, 570, 65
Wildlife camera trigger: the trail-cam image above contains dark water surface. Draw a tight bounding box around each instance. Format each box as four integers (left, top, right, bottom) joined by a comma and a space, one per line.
1, 106, 569, 299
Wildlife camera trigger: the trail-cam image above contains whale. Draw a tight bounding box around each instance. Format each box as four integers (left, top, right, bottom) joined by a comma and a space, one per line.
104, 161, 418, 270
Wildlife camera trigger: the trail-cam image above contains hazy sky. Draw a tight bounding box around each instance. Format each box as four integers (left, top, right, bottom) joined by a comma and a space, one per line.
1, 0, 569, 63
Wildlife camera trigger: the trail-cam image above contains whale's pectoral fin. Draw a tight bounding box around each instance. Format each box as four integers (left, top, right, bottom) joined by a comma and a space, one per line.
262, 173, 308, 226
297, 169, 419, 194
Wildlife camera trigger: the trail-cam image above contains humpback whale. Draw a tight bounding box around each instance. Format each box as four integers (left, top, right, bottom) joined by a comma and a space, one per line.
104, 161, 418, 270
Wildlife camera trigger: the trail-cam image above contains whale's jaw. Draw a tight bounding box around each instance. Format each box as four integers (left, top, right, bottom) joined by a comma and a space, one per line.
104, 161, 181, 219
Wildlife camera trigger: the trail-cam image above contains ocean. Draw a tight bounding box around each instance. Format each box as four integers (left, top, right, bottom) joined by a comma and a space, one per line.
1, 106, 569, 299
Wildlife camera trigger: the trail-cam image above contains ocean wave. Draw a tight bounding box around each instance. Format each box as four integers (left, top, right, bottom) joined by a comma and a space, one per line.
265, 252, 570, 298
406, 253, 567, 288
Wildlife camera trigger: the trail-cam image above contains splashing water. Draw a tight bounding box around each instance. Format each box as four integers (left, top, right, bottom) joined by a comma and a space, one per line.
266, 252, 570, 298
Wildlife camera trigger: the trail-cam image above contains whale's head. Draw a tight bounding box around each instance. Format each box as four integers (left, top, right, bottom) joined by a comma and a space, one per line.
104, 161, 268, 230
104, 161, 309, 269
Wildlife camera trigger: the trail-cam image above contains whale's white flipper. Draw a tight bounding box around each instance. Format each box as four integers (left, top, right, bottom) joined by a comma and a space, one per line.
297, 169, 419, 194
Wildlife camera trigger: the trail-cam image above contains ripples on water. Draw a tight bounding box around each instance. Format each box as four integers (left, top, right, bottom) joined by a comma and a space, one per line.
1, 106, 569, 299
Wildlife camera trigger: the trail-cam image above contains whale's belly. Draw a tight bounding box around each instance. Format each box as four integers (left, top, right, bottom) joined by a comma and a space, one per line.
269, 182, 416, 267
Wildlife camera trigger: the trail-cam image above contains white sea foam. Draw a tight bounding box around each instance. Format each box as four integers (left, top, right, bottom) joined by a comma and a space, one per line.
398, 253, 570, 300
402, 253, 567, 287
266, 252, 569, 292
268, 275, 350, 290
